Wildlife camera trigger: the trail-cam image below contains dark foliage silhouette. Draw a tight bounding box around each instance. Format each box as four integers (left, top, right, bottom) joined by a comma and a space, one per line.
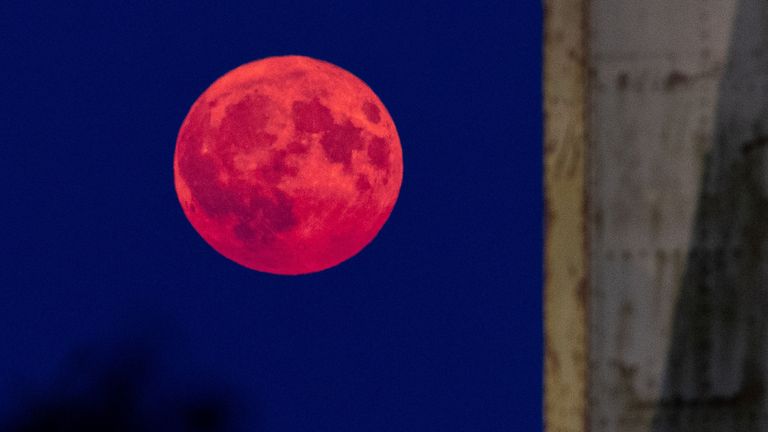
2, 342, 238, 432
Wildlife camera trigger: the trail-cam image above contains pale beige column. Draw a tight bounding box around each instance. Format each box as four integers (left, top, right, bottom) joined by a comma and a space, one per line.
544, 0, 590, 430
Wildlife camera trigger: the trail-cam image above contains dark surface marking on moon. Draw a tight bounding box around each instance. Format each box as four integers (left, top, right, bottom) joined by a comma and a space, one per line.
292, 98, 334, 133
261, 149, 299, 184
362, 101, 381, 124
178, 96, 299, 239
177, 104, 209, 158
219, 93, 275, 151
285, 69, 307, 80
320, 120, 364, 169
233, 222, 257, 242
356, 174, 371, 192
234, 188, 297, 244
177, 106, 238, 217
286, 140, 309, 154
367, 137, 390, 170
265, 190, 298, 232
179, 148, 240, 218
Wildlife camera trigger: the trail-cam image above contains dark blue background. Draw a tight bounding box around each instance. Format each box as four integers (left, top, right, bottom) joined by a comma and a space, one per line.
2, 1, 542, 430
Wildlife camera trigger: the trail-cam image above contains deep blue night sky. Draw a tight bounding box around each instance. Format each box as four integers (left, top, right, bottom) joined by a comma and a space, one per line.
2, 1, 542, 430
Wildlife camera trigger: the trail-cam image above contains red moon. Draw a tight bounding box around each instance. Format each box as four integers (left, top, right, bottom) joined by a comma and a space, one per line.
173, 56, 403, 275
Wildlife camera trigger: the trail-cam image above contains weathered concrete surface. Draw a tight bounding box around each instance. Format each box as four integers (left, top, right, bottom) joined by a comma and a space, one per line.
650, 1, 768, 430
587, 1, 737, 430
543, 0, 589, 431
544, 0, 768, 430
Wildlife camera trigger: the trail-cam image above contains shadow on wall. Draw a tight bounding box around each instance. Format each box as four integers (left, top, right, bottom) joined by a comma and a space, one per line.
652, 0, 768, 430
0, 338, 242, 432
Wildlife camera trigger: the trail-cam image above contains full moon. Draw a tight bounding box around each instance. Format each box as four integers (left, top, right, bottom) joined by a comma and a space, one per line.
173, 56, 403, 275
